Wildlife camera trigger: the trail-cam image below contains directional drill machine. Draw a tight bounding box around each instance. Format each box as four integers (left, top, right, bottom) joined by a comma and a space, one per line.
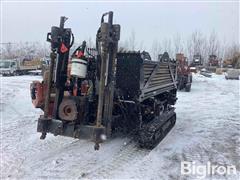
31, 12, 177, 150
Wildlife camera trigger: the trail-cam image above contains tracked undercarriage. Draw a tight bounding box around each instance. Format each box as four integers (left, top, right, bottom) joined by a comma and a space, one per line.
115, 52, 177, 149
139, 111, 176, 149
31, 12, 177, 150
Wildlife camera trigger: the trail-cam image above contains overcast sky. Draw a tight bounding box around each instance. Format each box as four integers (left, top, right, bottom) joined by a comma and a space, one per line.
1, 1, 239, 52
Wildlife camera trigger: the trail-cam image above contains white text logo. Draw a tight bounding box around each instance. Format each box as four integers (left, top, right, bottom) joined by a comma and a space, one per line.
181, 161, 236, 178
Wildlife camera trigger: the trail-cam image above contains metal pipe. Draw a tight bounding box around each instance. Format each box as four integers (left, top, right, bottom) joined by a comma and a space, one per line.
118, 100, 136, 104
59, 16, 67, 30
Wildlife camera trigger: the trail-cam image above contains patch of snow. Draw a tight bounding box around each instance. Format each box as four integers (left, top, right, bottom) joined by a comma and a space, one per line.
0, 74, 239, 179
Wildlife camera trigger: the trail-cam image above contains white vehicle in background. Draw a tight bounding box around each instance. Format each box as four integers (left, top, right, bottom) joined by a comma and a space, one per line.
0, 59, 18, 76
0, 59, 41, 76
225, 69, 239, 80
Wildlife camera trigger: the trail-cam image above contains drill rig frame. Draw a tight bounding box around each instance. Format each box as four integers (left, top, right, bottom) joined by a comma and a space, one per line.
36, 12, 120, 149
31, 12, 177, 150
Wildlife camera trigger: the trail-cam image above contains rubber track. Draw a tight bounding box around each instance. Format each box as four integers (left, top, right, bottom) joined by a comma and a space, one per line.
138, 111, 176, 149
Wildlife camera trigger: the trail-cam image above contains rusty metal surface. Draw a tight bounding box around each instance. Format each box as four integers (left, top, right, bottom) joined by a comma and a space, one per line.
58, 98, 78, 121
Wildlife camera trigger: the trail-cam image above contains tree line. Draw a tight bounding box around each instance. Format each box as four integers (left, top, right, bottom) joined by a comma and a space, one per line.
0, 42, 49, 60
120, 30, 239, 65
1, 30, 239, 66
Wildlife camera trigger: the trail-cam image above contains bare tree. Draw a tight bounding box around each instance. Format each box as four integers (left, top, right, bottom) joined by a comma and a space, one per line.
173, 33, 183, 54
186, 30, 207, 63
2, 41, 50, 59
2, 43, 16, 59
151, 39, 162, 60
162, 38, 173, 57
201, 37, 208, 65
208, 30, 220, 57
225, 43, 240, 59
192, 31, 204, 55
138, 40, 145, 51
128, 30, 137, 51
186, 37, 193, 62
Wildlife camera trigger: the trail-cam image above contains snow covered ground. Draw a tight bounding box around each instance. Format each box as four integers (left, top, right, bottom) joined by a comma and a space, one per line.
1, 74, 239, 179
